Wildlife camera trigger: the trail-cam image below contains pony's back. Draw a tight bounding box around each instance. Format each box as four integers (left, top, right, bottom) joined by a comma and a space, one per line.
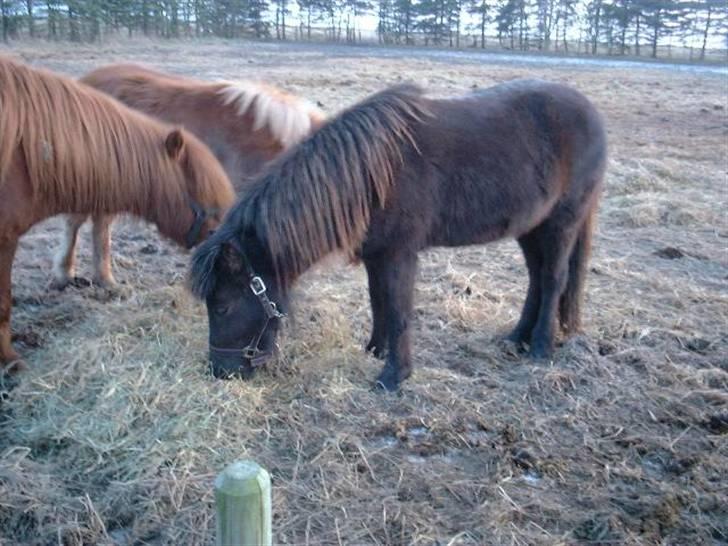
81, 63, 324, 161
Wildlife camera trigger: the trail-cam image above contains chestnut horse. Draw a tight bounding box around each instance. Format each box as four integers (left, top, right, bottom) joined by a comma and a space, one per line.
0, 56, 235, 370
54, 64, 325, 289
190, 81, 607, 390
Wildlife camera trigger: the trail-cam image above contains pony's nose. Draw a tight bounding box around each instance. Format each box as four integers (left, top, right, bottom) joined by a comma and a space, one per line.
208, 352, 255, 380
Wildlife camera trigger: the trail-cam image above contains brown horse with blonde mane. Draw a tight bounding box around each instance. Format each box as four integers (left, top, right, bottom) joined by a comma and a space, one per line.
0, 56, 235, 371
53, 63, 325, 289
190, 81, 606, 391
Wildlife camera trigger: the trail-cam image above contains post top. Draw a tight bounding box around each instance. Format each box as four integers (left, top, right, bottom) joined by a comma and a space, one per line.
215, 460, 271, 496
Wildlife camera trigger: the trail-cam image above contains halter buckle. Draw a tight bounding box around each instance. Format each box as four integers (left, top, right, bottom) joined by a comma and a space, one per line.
242, 346, 259, 360
250, 276, 267, 296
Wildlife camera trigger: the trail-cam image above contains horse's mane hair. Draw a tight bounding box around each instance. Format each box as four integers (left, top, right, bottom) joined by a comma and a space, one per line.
0, 56, 231, 226
83, 63, 323, 150
191, 84, 430, 299
218, 81, 325, 147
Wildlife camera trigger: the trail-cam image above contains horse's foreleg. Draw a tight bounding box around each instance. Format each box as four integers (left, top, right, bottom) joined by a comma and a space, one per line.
0, 240, 24, 372
92, 214, 116, 287
374, 252, 418, 391
507, 232, 543, 346
364, 256, 388, 358
51, 214, 87, 290
529, 226, 579, 359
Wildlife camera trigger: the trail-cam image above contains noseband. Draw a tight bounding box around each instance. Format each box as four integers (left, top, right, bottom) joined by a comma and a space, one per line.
209, 242, 285, 370
186, 200, 219, 249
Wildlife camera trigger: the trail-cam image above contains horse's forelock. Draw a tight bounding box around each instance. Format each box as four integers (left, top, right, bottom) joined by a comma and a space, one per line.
190, 236, 224, 299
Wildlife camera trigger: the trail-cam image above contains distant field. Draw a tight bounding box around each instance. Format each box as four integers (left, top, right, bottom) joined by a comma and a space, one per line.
1, 39, 726, 545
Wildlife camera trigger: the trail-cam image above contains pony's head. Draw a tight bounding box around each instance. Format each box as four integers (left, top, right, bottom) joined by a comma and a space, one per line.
189, 226, 289, 378
164, 129, 236, 248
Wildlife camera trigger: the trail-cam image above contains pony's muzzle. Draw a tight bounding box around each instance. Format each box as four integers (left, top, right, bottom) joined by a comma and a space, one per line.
208, 352, 256, 380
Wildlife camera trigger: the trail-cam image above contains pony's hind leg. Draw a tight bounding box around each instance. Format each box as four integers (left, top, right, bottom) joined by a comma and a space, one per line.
364, 256, 388, 358
559, 208, 595, 335
0, 240, 24, 372
51, 214, 87, 290
374, 251, 418, 391
92, 214, 116, 287
507, 232, 543, 346
528, 222, 580, 359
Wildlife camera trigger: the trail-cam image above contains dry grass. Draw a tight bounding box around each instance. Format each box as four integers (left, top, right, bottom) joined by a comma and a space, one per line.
1, 39, 727, 545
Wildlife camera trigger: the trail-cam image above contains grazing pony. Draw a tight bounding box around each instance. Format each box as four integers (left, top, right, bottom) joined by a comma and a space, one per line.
0, 56, 235, 370
190, 80, 607, 390
54, 64, 325, 289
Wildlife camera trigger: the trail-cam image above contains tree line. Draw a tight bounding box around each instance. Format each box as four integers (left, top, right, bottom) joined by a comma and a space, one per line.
1, 0, 726, 60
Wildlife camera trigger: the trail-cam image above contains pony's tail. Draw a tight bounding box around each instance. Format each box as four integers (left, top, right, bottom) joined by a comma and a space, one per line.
559, 204, 597, 335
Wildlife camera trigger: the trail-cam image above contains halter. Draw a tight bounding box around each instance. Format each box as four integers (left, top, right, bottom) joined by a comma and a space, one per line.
186, 200, 219, 249
209, 241, 285, 369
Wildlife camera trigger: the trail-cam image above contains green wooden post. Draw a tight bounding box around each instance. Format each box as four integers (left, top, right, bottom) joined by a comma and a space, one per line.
215, 460, 272, 546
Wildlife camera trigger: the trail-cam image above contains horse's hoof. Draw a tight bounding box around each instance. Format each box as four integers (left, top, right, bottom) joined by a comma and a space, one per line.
374, 378, 399, 392
51, 276, 92, 290
374, 365, 410, 392
365, 341, 387, 360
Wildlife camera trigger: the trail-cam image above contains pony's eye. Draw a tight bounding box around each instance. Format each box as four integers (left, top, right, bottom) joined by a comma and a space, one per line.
214, 303, 232, 317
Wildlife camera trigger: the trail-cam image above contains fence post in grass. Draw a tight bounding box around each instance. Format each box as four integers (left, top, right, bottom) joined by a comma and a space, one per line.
215, 460, 272, 546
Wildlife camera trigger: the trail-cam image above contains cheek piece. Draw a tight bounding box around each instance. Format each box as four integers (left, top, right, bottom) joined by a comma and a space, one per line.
208, 241, 285, 369
186, 200, 220, 249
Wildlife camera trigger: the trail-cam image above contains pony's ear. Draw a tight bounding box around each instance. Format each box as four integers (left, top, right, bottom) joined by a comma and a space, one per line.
165, 129, 185, 160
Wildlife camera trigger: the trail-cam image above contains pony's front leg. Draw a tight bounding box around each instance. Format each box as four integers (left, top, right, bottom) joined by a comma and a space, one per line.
51, 214, 87, 290
364, 256, 388, 358
92, 214, 116, 287
0, 240, 24, 373
374, 252, 418, 391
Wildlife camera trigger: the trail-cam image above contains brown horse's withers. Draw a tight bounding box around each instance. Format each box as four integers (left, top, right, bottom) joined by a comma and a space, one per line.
190, 80, 607, 390
54, 64, 324, 289
0, 56, 235, 370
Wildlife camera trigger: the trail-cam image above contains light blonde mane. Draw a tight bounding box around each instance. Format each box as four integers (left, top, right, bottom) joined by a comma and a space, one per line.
0, 56, 233, 236
218, 81, 325, 148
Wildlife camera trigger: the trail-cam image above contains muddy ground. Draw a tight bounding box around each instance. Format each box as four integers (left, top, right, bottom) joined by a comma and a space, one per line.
0, 39, 726, 545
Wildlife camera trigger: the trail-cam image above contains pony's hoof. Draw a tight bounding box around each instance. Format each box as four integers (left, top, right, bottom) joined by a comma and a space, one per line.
374, 365, 410, 392
50, 276, 92, 290
365, 341, 387, 360
497, 337, 524, 358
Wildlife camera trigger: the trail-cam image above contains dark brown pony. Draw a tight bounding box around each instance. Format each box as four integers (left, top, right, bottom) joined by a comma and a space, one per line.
0, 56, 235, 370
54, 64, 325, 289
190, 80, 607, 390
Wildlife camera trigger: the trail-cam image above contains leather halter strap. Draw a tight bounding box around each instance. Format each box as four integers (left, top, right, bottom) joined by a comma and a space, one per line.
186, 200, 219, 249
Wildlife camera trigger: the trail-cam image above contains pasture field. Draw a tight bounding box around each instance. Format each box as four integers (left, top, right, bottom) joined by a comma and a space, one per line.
0, 39, 726, 545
